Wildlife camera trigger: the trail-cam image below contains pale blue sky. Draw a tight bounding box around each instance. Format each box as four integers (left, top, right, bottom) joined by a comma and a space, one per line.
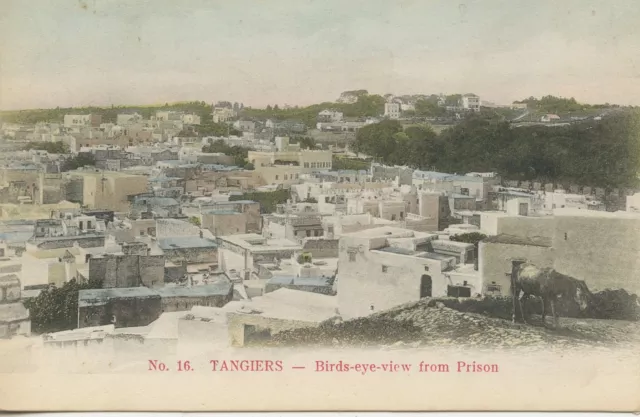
1, 0, 639, 110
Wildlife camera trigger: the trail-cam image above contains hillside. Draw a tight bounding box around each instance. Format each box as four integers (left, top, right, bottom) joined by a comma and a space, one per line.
261, 297, 640, 351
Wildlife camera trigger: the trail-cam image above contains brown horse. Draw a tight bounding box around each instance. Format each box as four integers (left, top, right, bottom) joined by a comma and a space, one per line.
512, 263, 592, 328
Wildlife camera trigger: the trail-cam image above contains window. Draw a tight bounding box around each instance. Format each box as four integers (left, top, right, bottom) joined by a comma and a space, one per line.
275, 175, 279, 180
391, 214, 396, 221
306, 230, 311, 237
284, 174, 288, 180
140, 230, 145, 236
424, 266, 429, 272
348, 252, 356, 262
381, 265, 388, 273
447, 285, 471, 297
400, 211, 404, 220
564, 232, 568, 240
486, 283, 502, 294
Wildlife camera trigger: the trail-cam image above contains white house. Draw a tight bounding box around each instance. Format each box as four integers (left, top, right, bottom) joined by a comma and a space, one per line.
541, 114, 561, 123
384, 103, 401, 119
461, 94, 480, 112
317, 110, 344, 123
336, 227, 477, 319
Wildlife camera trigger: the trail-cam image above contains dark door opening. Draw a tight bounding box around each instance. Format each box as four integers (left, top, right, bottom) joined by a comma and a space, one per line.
244, 324, 272, 345
420, 275, 432, 298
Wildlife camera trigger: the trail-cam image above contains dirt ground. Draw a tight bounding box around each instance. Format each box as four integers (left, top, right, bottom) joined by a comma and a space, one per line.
385, 300, 640, 350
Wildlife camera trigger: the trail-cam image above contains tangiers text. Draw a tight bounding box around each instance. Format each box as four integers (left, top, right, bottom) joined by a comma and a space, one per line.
210, 360, 284, 372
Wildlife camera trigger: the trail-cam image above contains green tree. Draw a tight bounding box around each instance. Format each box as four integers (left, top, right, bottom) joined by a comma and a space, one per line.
297, 252, 312, 264
230, 189, 291, 213
23, 277, 103, 334
415, 97, 447, 117
61, 153, 97, 171
188, 216, 201, 226
290, 136, 317, 149
331, 155, 371, 171
353, 119, 403, 158
24, 141, 70, 154
202, 139, 252, 168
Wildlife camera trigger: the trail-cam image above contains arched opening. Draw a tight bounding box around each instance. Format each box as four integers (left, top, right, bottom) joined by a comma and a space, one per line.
420, 274, 432, 298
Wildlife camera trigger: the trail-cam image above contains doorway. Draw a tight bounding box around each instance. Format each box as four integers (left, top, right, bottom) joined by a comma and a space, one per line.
420, 275, 432, 298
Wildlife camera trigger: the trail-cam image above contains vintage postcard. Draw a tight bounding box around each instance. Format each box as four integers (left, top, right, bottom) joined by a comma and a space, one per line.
0, 0, 639, 412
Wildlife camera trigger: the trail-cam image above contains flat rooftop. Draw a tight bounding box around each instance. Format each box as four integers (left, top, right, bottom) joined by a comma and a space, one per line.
156, 280, 232, 297
341, 226, 418, 239
483, 234, 552, 248
158, 236, 218, 250
217, 234, 302, 252
79, 287, 159, 307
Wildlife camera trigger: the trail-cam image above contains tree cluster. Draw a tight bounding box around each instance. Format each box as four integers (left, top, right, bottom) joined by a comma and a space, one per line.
23, 141, 70, 154
353, 120, 441, 168
61, 153, 97, 171
1, 101, 212, 125
331, 155, 371, 171
229, 189, 291, 214
202, 139, 252, 169
23, 277, 103, 334
241, 93, 386, 128
353, 110, 640, 188
289, 136, 317, 149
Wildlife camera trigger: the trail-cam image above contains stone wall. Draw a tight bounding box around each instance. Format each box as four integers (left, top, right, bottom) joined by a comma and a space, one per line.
162, 247, 218, 265
79, 295, 162, 328
227, 313, 322, 347
302, 239, 339, 258
89, 254, 165, 288
478, 242, 554, 297
156, 219, 200, 238
160, 291, 232, 313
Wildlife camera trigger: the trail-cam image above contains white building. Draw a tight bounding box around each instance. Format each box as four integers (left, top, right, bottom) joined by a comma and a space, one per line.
317, 110, 344, 123
400, 103, 415, 112
336, 226, 477, 319
63, 114, 100, 128
181, 114, 201, 125
479, 208, 640, 297
626, 193, 640, 213
461, 94, 480, 112
116, 113, 143, 126
541, 114, 561, 123
544, 190, 603, 211
384, 103, 401, 119
212, 107, 236, 123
